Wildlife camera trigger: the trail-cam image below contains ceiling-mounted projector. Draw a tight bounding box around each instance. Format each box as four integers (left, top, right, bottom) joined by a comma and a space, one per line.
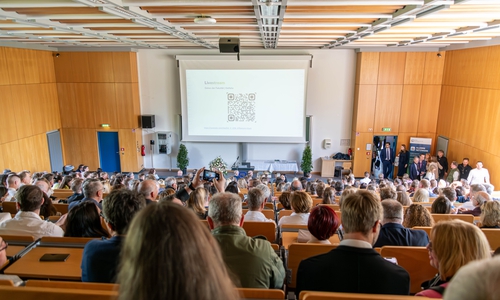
194, 16, 216, 24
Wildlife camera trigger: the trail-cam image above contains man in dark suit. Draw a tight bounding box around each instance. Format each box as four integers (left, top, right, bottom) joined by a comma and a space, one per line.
81, 189, 145, 283
380, 142, 395, 179
410, 156, 420, 180
436, 150, 448, 180
374, 200, 429, 248
296, 190, 410, 296
418, 154, 427, 179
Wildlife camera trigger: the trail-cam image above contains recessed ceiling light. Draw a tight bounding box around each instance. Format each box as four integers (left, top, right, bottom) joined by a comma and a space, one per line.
194, 16, 216, 25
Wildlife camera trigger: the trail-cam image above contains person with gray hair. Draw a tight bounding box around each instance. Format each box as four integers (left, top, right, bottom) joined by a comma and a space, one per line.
164, 176, 177, 190
137, 179, 159, 205
207, 192, 285, 289
291, 179, 303, 191
373, 200, 429, 248
244, 188, 275, 225
68, 178, 103, 211
444, 256, 500, 300
254, 183, 271, 202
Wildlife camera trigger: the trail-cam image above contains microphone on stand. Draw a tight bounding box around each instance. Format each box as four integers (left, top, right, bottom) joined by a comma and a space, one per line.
232, 156, 239, 169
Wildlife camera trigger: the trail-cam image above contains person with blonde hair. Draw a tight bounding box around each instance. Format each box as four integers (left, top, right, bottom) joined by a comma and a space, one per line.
479, 200, 500, 228
338, 187, 357, 210
396, 191, 412, 206
118, 202, 239, 300
186, 187, 208, 219
417, 220, 491, 298
413, 188, 429, 203
278, 191, 313, 226
403, 204, 434, 228
237, 177, 247, 189
321, 187, 336, 205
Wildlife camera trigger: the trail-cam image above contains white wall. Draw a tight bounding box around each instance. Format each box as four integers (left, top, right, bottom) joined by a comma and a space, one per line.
137, 48, 356, 172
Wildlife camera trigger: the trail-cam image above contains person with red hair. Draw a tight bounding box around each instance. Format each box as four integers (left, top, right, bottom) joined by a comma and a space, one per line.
307, 205, 340, 244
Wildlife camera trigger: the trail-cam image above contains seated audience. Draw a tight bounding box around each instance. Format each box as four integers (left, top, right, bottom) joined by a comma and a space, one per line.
379, 187, 397, 201
307, 205, 340, 244
18, 170, 31, 186
321, 187, 336, 204
254, 183, 271, 203
186, 187, 208, 220
64, 201, 110, 238
5, 174, 21, 202
458, 191, 490, 216
316, 181, 326, 198
403, 204, 434, 228
296, 190, 410, 296
413, 188, 430, 203
137, 179, 159, 205
57, 175, 72, 190
333, 181, 344, 196
290, 179, 303, 192
224, 181, 239, 194
0, 185, 64, 239
278, 191, 312, 226
431, 196, 452, 214
117, 201, 239, 300
0, 185, 9, 204
278, 192, 291, 210
396, 191, 412, 206
443, 256, 500, 300
479, 200, 500, 228
81, 189, 145, 283
68, 178, 103, 211
0, 236, 7, 266
417, 220, 491, 298
360, 172, 371, 184
34, 179, 58, 219
244, 188, 275, 224
373, 200, 429, 247
207, 192, 285, 289
67, 178, 84, 204
338, 187, 357, 209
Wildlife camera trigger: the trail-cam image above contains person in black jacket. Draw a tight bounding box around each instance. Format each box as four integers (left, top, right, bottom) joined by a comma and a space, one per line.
458, 158, 473, 180
397, 144, 410, 178
437, 150, 448, 180
296, 190, 410, 296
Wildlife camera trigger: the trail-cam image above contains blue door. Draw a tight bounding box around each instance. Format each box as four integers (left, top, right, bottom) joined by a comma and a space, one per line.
98, 132, 121, 173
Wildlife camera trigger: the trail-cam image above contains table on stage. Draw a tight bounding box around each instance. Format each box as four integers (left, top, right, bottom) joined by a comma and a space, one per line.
4, 247, 83, 280
320, 157, 352, 177
247, 160, 299, 172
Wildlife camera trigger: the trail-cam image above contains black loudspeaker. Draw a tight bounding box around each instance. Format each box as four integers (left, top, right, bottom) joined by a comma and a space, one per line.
141, 115, 155, 129
219, 37, 240, 53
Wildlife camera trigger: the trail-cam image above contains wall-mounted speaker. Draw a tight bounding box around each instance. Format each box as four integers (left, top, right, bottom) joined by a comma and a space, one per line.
141, 115, 155, 129
219, 38, 240, 53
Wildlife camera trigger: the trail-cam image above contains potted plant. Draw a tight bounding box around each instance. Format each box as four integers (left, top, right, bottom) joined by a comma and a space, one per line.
177, 144, 189, 174
301, 145, 313, 176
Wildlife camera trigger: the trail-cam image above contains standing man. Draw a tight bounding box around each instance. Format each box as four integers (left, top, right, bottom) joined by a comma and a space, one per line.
446, 161, 460, 183
380, 142, 395, 180
458, 158, 472, 181
410, 156, 420, 181
418, 154, 427, 180
468, 161, 490, 185
436, 150, 448, 180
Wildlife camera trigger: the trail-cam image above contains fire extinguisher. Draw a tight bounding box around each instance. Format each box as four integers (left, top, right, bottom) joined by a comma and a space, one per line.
141, 145, 146, 156
348, 148, 352, 157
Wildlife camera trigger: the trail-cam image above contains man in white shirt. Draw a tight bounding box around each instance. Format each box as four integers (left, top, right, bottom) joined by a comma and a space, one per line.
5, 174, 21, 202
360, 172, 372, 185
467, 161, 490, 185
244, 188, 275, 225
0, 185, 64, 239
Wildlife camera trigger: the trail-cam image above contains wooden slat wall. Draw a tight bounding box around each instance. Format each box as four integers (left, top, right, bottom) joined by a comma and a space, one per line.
55, 52, 143, 172
351, 52, 445, 177
0, 47, 60, 173
438, 45, 500, 188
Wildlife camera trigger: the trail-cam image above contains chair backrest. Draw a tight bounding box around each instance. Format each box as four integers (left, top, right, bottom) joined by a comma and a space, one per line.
1, 234, 36, 246
278, 209, 293, 220
264, 203, 274, 210
242, 221, 276, 243
319, 204, 340, 211
26, 280, 117, 291
0, 280, 14, 286
312, 199, 323, 207
281, 224, 308, 232
39, 236, 96, 248
240, 188, 248, 194
0, 286, 118, 300
237, 288, 285, 299
431, 214, 474, 224
299, 291, 423, 300
428, 197, 437, 203
52, 189, 73, 199
287, 243, 337, 288
200, 219, 210, 231
380, 246, 436, 294
242, 209, 275, 220
2, 202, 18, 214
412, 226, 432, 236
53, 203, 69, 215
480, 228, 500, 250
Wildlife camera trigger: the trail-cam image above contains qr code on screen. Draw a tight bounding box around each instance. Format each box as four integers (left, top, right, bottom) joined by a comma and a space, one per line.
227, 93, 256, 122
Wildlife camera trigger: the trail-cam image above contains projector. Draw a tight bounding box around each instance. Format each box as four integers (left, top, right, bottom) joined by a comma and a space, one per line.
219, 37, 240, 53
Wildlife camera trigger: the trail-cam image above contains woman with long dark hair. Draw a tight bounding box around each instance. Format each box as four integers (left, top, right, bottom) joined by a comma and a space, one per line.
64, 201, 110, 238
397, 144, 410, 178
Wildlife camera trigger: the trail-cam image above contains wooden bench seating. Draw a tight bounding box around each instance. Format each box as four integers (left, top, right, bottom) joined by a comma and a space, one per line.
299, 291, 432, 299
53, 203, 69, 215
480, 228, 500, 250
287, 243, 337, 288
242, 221, 276, 243
1, 202, 18, 214
412, 226, 432, 236
242, 209, 275, 220
38, 236, 96, 248
431, 214, 474, 224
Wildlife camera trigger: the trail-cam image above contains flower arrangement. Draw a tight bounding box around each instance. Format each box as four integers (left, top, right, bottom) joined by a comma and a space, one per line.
209, 156, 228, 175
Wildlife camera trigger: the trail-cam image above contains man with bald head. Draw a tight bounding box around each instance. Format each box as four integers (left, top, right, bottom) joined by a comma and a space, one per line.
137, 179, 159, 205
291, 179, 303, 192
68, 179, 104, 211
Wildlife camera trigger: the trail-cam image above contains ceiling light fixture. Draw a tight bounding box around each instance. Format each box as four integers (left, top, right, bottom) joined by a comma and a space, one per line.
194, 16, 217, 25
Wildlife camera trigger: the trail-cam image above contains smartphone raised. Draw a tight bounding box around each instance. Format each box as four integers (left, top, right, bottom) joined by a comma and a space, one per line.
203, 169, 220, 182
39, 253, 70, 262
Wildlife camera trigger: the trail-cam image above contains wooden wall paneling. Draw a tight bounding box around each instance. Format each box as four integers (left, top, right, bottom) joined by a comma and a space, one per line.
0, 140, 22, 172
53, 52, 90, 83
18, 136, 37, 171
80, 129, 99, 170
396, 132, 416, 151
0, 145, 4, 171
486, 89, 500, 151
57, 83, 78, 128
74, 83, 95, 128
61, 128, 99, 170
354, 84, 377, 132
0, 86, 19, 144
88, 52, 115, 83
486, 45, 500, 90
4, 47, 26, 85
45, 83, 61, 131
22, 49, 40, 84
403, 52, 425, 84
377, 52, 406, 85
33, 132, 51, 172
25, 84, 47, 135
352, 131, 373, 177
129, 53, 138, 83
91, 83, 117, 128
399, 85, 422, 133
442, 51, 454, 86
352, 85, 360, 131
356, 52, 379, 85
436, 85, 454, 138
10, 85, 33, 139
38, 51, 56, 83
0, 48, 10, 85
115, 83, 135, 128
422, 52, 446, 85
131, 82, 141, 125
61, 128, 80, 168
417, 85, 441, 134
118, 129, 138, 172
374, 85, 403, 134
112, 52, 134, 83
468, 47, 489, 89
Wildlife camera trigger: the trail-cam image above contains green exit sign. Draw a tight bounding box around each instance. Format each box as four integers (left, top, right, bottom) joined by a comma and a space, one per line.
382, 127, 391, 132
